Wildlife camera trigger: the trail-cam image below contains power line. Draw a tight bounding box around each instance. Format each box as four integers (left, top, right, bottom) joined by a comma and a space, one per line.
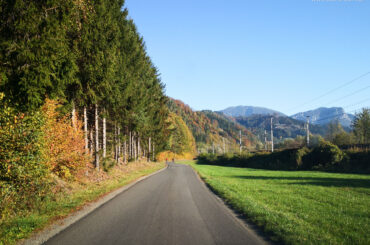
288, 71, 370, 112
311, 107, 365, 124
325, 85, 370, 106
343, 98, 370, 109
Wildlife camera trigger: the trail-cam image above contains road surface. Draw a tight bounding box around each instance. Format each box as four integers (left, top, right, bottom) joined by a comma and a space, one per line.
45, 162, 266, 245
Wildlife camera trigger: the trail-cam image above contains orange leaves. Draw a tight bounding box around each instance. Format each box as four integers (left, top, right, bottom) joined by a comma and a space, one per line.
42, 99, 90, 179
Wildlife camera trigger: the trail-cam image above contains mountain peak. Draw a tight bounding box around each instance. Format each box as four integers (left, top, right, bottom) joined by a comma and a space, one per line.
291, 107, 354, 127
220, 106, 286, 117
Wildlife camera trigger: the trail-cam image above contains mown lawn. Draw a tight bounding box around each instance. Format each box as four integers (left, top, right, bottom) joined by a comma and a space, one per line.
0, 162, 165, 245
184, 160, 370, 245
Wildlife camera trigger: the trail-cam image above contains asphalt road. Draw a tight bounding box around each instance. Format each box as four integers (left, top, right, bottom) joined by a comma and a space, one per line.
45, 162, 266, 245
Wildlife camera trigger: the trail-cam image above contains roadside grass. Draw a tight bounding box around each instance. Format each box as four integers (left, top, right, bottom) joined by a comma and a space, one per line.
0, 161, 165, 245
182, 160, 370, 245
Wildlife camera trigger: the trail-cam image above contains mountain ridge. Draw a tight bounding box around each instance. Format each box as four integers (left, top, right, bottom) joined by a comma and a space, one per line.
220, 106, 286, 117
291, 107, 354, 127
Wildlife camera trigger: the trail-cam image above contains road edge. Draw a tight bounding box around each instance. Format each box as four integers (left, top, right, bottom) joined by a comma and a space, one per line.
20, 164, 168, 245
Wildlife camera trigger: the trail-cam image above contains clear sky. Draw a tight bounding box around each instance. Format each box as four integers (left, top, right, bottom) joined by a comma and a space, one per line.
125, 0, 370, 115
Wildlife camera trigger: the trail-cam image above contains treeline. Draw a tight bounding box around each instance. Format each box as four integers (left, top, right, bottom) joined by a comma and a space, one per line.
0, 0, 168, 170
274, 109, 370, 150
0, 0, 169, 219
198, 139, 370, 174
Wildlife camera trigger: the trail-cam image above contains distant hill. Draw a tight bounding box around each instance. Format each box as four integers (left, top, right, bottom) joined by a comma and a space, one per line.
168, 99, 261, 152
291, 107, 354, 128
235, 114, 328, 140
220, 106, 285, 117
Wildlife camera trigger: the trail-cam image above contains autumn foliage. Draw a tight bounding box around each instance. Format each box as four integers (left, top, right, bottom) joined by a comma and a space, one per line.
42, 99, 90, 179
0, 97, 91, 218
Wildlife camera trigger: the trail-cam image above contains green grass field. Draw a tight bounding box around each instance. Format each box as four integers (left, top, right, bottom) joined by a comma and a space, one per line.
183, 160, 370, 245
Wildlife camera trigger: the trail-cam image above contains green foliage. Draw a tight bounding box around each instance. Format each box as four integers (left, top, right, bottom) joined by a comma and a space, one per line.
0, 0, 79, 111
0, 97, 52, 218
302, 141, 345, 170
353, 108, 370, 144
197, 142, 368, 173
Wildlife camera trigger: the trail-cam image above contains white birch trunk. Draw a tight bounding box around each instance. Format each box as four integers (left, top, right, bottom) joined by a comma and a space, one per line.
95, 103, 99, 170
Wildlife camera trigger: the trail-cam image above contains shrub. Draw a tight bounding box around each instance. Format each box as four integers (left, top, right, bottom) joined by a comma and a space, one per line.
0, 96, 51, 218
42, 99, 90, 179
156, 151, 194, 162
302, 141, 345, 170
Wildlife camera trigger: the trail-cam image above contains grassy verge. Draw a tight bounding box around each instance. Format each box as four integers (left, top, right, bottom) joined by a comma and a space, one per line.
182, 160, 370, 245
0, 161, 165, 245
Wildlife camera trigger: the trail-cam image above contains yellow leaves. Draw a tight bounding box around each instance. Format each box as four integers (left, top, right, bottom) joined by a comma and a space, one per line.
41, 99, 90, 179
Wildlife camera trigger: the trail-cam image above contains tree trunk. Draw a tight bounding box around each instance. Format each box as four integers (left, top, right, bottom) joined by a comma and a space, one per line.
129, 131, 132, 160
138, 136, 140, 161
148, 137, 151, 162
72, 102, 76, 130
90, 129, 94, 157
114, 123, 117, 161
84, 106, 88, 153
95, 103, 99, 170
103, 114, 106, 158
118, 126, 121, 164
152, 143, 155, 162
134, 133, 137, 161
124, 140, 127, 164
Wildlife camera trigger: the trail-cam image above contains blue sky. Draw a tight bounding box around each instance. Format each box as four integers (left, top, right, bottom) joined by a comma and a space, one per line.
125, 0, 370, 115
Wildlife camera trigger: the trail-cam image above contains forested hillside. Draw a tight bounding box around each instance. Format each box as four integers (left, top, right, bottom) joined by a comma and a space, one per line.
235, 114, 328, 140
0, 0, 171, 234
0, 0, 168, 167
168, 99, 261, 153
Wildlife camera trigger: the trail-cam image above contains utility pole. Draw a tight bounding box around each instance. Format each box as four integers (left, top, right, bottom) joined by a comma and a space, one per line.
264, 130, 267, 151
306, 116, 310, 147
239, 130, 242, 154
270, 117, 274, 153
212, 142, 215, 154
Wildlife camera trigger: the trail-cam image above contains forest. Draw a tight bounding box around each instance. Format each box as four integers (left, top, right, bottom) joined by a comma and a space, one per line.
0, 0, 178, 237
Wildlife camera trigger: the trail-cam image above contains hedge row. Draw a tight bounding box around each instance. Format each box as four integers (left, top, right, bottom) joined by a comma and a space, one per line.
198, 141, 370, 173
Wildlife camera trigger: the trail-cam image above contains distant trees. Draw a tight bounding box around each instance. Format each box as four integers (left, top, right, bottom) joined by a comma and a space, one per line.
352, 108, 370, 144
0, 0, 168, 169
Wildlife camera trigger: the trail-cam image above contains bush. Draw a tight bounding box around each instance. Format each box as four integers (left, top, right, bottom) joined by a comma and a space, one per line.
302, 141, 345, 170
42, 99, 90, 179
0, 97, 51, 218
